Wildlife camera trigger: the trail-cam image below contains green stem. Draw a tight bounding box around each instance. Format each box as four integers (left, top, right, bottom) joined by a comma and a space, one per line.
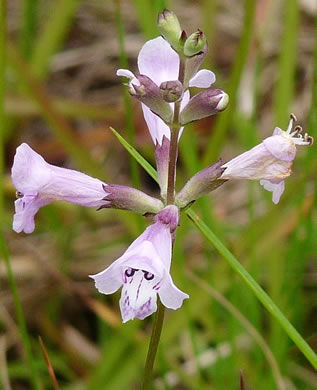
142, 50, 186, 390
141, 300, 165, 389
166, 57, 185, 204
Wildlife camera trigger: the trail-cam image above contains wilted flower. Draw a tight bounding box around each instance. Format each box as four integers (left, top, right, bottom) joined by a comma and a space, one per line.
90, 206, 188, 322
221, 115, 313, 203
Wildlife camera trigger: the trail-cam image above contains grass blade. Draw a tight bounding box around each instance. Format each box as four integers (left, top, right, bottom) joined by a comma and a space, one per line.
31, 0, 81, 80
20, 0, 38, 60
186, 209, 317, 369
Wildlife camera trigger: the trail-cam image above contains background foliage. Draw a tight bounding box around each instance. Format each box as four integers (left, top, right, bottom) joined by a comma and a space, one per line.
0, 0, 317, 389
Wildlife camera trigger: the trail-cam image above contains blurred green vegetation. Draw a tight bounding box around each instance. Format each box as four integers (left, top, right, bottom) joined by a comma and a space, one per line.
0, 1, 317, 389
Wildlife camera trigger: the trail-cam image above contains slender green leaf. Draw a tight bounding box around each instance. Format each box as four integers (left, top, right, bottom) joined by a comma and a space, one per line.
20, 0, 38, 60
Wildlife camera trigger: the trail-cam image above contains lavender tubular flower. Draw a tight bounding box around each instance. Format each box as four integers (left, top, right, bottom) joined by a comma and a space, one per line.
91, 206, 188, 323
11, 143, 164, 234
221, 115, 313, 204
12, 143, 108, 233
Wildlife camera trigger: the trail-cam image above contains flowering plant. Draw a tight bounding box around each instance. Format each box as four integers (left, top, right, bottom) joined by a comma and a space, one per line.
11, 8, 314, 388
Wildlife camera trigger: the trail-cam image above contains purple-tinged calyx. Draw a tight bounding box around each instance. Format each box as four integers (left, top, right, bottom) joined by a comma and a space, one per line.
130, 74, 173, 123
90, 215, 188, 323
154, 204, 180, 234
175, 160, 226, 209
180, 88, 229, 125
100, 183, 163, 215
183, 29, 206, 57
11, 143, 107, 234
220, 114, 313, 204
157, 9, 183, 53
160, 80, 183, 103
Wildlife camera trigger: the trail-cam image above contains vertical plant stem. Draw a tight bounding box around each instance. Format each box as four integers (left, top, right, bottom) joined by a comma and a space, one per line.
166, 126, 180, 204
141, 300, 165, 389
166, 58, 185, 204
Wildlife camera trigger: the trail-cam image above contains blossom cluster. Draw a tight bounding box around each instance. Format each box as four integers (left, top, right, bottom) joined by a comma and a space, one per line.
11, 10, 312, 322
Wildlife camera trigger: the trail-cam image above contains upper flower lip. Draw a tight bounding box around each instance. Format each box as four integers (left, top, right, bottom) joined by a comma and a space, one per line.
11, 143, 52, 193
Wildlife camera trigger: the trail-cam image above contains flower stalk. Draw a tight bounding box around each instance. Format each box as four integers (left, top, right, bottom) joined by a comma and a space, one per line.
141, 300, 165, 390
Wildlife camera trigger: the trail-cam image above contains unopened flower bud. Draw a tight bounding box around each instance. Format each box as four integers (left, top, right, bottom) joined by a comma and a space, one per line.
100, 183, 164, 215
157, 9, 183, 53
131, 74, 173, 123
175, 160, 226, 209
160, 80, 184, 102
180, 89, 229, 125
183, 30, 206, 57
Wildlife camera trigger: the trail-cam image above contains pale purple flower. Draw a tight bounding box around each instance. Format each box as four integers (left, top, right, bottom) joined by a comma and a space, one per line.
117, 37, 215, 145
12, 143, 107, 233
221, 116, 313, 203
90, 206, 188, 323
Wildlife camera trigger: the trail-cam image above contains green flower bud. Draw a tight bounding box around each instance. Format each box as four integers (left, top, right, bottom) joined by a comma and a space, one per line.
183, 30, 206, 57
157, 9, 183, 52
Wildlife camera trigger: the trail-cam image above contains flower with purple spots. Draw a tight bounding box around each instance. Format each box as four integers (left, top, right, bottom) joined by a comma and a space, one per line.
90, 206, 188, 322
